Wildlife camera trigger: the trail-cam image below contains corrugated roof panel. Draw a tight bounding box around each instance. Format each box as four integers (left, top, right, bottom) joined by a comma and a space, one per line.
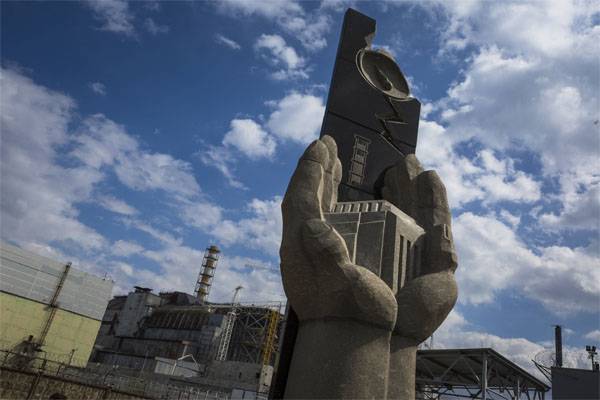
0, 242, 113, 320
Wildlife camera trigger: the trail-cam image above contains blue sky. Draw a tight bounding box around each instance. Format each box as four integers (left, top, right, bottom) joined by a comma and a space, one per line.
1, 0, 599, 375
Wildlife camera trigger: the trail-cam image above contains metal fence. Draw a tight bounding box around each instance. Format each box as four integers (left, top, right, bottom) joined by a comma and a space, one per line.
0, 349, 229, 400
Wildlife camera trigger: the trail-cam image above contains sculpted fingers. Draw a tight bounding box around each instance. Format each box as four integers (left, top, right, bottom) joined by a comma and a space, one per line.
381, 154, 423, 218
320, 135, 341, 212
393, 271, 457, 341
415, 170, 457, 275
415, 170, 451, 229
282, 139, 330, 228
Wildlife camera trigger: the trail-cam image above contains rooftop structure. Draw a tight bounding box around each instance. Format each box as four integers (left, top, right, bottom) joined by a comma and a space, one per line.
415, 348, 550, 399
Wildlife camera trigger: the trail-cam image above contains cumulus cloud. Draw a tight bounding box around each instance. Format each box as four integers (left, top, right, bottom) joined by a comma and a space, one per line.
201, 92, 324, 186
215, 33, 241, 50
417, 120, 542, 207
223, 119, 276, 159
85, 0, 136, 37
254, 34, 308, 80
215, 0, 330, 51
1, 67, 106, 250
266, 92, 325, 144
212, 196, 283, 257
453, 212, 600, 314
424, 2, 600, 232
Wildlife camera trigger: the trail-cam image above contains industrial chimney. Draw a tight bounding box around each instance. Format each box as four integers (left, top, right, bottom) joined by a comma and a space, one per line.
195, 245, 220, 303
555, 325, 563, 367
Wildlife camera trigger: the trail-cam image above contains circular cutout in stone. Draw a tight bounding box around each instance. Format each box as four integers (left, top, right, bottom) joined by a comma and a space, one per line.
357, 49, 410, 99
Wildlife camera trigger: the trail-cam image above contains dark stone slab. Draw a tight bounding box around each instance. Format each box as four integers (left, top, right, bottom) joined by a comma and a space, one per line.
319, 8, 421, 202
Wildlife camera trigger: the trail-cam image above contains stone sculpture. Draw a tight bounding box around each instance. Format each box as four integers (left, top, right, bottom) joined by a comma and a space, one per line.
279, 135, 457, 399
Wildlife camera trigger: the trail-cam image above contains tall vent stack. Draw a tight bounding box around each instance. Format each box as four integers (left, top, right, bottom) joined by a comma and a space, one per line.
195, 245, 220, 303
555, 325, 563, 367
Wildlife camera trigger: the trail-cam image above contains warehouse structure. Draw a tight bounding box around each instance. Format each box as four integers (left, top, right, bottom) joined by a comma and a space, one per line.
0, 241, 113, 366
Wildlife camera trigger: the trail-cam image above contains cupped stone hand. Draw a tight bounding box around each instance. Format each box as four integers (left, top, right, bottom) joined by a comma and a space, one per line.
381, 154, 458, 343
280, 135, 398, 399
381, 154, 458, 399
280, 135, 397, 330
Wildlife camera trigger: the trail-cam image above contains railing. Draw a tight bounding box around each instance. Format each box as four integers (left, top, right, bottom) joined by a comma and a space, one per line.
0, 349, 229, 400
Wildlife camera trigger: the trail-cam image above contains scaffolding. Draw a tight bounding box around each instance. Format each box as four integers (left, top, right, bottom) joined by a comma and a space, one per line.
227, 306, 281, 365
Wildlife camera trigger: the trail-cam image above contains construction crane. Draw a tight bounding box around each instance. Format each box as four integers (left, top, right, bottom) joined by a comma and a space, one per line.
38, 262, 71, 348
215, 285, 243, 361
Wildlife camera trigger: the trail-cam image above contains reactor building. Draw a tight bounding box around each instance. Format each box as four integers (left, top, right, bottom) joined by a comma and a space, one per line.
89, 245, 282, 398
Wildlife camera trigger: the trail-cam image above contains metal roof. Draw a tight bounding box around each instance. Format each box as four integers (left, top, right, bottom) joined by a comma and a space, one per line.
0, 241, 113, 320
416, 348, 549, 399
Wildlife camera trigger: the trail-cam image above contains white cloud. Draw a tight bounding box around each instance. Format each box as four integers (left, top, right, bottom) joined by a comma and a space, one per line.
88, 81, 106, 95
73, 114, 201, 198
144, 18, 169, 35
216, 0, 330, 51
97, 195, 138, 216
1, 67, 106, 250
215, 34, 241, 50
540, 178, 600, 231
266, 92, 325, 144
1, 67, 206, 259
584, 330, 600, 342
202, 93, 324, 186
197, 145, 247, 190
223, 119, 276, 159
85, 0, 135, 37
113, 240, 144, 257
425, 2, 600, 232
453, 212, 600, 315
0, 66, 286, 306
210, 197, 283, 257
417, 120, 542, 207
254, 34, 308, 80
498, 209, 520, 228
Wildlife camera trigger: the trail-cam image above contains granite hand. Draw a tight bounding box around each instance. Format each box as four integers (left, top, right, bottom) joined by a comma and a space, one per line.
280, 136, 397, 399
382, 154, 458, 399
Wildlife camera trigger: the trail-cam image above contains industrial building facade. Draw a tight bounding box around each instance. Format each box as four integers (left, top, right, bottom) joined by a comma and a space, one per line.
0, 242, 113, 366
90, 286, 281, 396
